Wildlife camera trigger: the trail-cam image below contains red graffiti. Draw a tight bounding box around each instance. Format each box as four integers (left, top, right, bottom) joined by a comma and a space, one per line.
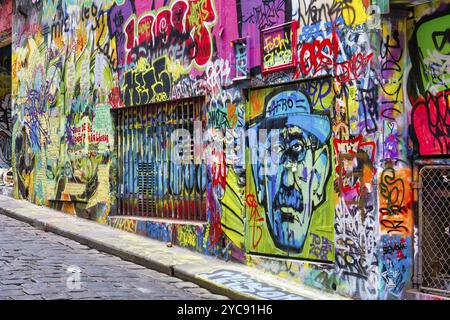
299, 33, 339, 77
124, 0, 216, 68
334, 135, 376, 176
207, 181, 224, 248
211, 149, 226, 190
137, 15, 155, 46
124, 16, 136, 65
335, 51, 374, 83
333, 136, 376, 208
333, 135, 376, 163
246, 194, 264, 249
411, 89, 450, 156
298, 32, 373, 82
208, 206, 223, 247
108, 86, 123, 108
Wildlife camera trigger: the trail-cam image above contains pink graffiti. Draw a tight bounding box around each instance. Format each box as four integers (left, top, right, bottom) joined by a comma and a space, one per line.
211, 149, 226, 190
411, 89, 450, 156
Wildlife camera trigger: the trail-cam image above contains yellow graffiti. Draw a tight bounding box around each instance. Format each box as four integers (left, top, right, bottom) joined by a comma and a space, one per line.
178, 226, 198, 248
111, 218, 137, 233
263, 31, 293, 68
203, 224, 210, 249
220, 167, 244, 249
338, 0, 368, 26
188, 0, 212, 37
135, 57, 151, 72
348, 85, 359, 133
168, 58, 185, 82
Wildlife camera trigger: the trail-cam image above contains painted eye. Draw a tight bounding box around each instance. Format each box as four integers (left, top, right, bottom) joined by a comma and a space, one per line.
292, 143, 303, 153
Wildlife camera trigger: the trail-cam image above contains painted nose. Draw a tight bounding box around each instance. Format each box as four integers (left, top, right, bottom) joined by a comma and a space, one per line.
281, 163, 295, 187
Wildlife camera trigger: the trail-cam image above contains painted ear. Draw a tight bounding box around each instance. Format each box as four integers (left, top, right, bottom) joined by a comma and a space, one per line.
311, 145, 330, 207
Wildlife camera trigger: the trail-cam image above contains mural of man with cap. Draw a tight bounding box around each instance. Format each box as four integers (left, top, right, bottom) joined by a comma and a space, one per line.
248, 88, 331, 253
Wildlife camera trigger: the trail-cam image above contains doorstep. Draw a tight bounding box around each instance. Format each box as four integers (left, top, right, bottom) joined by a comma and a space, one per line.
0, 195, 349, 300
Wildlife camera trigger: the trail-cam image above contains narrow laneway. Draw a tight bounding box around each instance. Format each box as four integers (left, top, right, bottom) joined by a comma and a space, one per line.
0, 214, 226, 300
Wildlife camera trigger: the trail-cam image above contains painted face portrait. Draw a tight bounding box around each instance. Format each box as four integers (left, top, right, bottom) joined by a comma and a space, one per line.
249, 90, 331, 253
411, 12, 450, 95
409, 10, 450, 156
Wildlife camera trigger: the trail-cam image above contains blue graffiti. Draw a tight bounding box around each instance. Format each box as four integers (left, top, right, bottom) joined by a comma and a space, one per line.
380, 235, 412, 299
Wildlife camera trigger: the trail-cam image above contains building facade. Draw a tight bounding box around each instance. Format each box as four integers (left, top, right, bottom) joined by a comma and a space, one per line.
9, 0, 450, 300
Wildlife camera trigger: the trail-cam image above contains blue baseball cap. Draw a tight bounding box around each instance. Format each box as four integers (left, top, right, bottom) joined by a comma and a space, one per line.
256, 90, 331, 144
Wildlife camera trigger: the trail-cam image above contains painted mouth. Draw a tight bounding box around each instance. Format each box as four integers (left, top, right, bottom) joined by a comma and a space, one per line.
273, 186, 304, 223
279, 208, 299, 223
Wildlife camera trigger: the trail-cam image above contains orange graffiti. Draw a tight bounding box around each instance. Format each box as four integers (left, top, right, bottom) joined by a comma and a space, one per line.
379, 167, 413, 235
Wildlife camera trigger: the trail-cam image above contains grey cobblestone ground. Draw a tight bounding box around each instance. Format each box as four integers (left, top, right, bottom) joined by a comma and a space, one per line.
0, 214, 229, 300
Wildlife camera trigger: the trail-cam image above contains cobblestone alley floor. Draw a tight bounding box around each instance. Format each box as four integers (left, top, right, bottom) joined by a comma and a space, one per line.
0, 214, 227, 300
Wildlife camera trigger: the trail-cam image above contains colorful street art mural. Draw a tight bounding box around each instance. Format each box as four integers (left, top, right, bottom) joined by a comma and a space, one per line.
0, 0, 12, 47
10, 0, 450, 300
245, 82, 335, 261
408, 7, 450, 157
0, 45, 12, 168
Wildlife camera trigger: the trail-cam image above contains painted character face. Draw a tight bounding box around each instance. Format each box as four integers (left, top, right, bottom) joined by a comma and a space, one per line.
250, 90, 331, 253
414, 13, 450, 95
409, 12, 450, 156
258, 125, 330, 252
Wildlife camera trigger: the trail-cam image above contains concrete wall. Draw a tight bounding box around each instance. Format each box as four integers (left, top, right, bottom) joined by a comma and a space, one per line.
11, 0, 450, 299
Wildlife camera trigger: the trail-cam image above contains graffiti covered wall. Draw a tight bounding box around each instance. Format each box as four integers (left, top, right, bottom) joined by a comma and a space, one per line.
0, 0, 12, 169
0, 45, 12, 168
0, 0, 12, 46
11, 0, 450, 300
12, 0, 115, 218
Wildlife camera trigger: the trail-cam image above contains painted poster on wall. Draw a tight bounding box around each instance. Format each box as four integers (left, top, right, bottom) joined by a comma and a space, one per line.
261, 21, 297, 74
245, 80, 335, 262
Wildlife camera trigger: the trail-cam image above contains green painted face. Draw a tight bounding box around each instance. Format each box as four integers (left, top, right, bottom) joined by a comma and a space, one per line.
416, 13, 450, 94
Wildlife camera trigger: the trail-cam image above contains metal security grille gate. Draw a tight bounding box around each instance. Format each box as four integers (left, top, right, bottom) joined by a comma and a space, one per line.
115, 97, 207, 221
418, 165, 450, 296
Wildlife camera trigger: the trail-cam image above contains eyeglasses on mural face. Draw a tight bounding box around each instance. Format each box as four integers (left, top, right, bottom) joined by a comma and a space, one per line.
267, 141, 313, 169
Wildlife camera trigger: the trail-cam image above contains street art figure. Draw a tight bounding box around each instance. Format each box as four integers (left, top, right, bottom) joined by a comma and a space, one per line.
0, 45, 12, 169
248, 89, 331, 253
409, 7, 450, 156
